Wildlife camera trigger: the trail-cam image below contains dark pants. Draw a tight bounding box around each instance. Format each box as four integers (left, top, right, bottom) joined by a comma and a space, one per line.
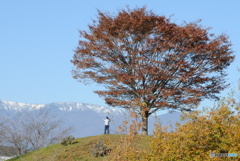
104, 125, 109, 134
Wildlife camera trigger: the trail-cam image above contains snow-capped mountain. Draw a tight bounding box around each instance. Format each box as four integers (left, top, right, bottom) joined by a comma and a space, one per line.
0, 100, 122, 115
0, 100, 183, 138
0, 100, 45, 111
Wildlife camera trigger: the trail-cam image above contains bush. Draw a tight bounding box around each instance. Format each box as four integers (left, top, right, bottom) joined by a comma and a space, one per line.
148, 98, 240, 161
90, 141, 111, 157
61, 136, 75, 146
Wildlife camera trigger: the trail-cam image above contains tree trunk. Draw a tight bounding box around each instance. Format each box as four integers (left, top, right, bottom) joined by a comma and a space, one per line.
141, 112, 149, 135
17, 147, 21, 155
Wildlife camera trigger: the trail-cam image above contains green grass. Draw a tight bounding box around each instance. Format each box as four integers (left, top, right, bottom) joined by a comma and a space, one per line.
8, 134, 151, 161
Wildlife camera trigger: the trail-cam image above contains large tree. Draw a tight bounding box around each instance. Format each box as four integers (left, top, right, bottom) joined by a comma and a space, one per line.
71, 7, 234, 135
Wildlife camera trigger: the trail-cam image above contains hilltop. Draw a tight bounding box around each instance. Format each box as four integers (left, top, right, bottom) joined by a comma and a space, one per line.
8, 134, 151, 161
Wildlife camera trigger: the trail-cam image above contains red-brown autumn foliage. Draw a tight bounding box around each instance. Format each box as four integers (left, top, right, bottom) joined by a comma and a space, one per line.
71, 7, 234, 135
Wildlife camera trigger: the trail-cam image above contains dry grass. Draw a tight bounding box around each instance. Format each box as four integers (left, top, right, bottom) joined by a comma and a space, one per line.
8, 134, 151, 161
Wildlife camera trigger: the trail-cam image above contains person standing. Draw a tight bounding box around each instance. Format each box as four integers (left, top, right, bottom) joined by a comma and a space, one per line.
104, 116, 111, 134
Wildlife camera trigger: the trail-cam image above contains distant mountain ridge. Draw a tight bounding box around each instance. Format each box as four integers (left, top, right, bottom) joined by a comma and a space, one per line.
0, 100, 183, 138
0, 100, 122, 115
0, 100, 45, 111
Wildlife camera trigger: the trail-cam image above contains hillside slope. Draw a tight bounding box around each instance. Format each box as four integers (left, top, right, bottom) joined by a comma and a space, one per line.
8, 135, 151, 161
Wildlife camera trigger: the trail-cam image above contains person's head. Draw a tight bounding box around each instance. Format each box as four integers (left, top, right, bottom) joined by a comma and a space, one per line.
106, 116, 109, 119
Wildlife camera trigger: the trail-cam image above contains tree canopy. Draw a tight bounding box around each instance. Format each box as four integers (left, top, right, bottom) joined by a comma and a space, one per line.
71, 7, 234, 135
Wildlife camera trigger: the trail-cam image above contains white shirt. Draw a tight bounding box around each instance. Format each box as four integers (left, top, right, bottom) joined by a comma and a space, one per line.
104, 118, 110, 125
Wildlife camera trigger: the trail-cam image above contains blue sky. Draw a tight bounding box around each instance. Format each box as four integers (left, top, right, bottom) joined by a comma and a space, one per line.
0, 0, 239, 109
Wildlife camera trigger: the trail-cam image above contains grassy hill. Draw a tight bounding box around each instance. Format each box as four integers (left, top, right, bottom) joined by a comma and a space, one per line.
8, 134, 151, 161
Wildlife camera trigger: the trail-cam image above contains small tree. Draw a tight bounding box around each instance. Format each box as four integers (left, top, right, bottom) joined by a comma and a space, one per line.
21, 108, 72, 151
3, 113, 28, 155
72, 7, 234, 135
0, 114, 6, 143
2, 108, 72, 155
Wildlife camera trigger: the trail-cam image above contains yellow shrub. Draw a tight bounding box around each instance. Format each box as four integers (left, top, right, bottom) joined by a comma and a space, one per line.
148, 98, 240, 161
